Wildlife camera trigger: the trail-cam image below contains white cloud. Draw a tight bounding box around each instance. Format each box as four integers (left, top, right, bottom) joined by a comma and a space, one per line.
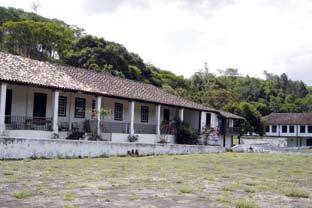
1, 0, 312, 83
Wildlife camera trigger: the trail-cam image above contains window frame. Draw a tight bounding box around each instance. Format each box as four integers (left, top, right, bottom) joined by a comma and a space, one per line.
141, 106, 149, 123
74, 98, 86, 118
289, 125, 295, 133
114, 103, 123, 121
58, 96, 67, 117
300, 125, 306, 133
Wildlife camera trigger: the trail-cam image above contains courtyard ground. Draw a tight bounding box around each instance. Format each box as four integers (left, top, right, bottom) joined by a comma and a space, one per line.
0, 153, 311, 208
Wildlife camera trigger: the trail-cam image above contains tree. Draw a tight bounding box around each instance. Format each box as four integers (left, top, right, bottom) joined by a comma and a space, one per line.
1, 20, 75, 60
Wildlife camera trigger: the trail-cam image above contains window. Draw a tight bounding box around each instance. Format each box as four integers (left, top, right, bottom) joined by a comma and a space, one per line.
114, 103, 123, 121
163, 109, 170, 122
92, 100, 96, 112
141, 106, 149, 123
266, 126, 270, 133
74, 98, 86, 118
206, 113, 211, 128
58, 96, 67, 117
308, 126, 312, 133
289, 125, 295, 133
300, 125, 306, 133
282, 125, 287, 133
272, 125, 277, 133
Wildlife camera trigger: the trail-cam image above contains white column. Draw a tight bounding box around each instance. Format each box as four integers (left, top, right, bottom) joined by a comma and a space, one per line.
96, 96, 102, 136
179, 108, 184, 121
0, 83, 7, 134
52, 90, 59, 133
129, 101, 135, 135
200, 111, 206, 133
156, 104, 161, 135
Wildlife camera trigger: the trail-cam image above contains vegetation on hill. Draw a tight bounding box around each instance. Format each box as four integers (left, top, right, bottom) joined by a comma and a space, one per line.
1, 6, 312, 134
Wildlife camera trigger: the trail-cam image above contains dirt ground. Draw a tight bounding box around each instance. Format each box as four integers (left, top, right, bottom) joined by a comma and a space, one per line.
0, 153, 312, 208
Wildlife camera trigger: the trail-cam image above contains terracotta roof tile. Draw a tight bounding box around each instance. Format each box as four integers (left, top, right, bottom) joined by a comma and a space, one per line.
0, 52, 242, 119
263, 113, 312, 125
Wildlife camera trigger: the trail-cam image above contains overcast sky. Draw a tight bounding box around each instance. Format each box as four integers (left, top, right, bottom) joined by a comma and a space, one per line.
1, 0, 312, 84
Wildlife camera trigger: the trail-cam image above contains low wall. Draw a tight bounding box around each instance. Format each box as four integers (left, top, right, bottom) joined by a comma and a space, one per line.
0, 138, 225, 159
241, 137, 288, 148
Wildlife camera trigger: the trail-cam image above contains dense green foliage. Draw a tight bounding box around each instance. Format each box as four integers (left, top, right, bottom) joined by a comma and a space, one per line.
175, 120, 199, 145
1, 6, 312, 134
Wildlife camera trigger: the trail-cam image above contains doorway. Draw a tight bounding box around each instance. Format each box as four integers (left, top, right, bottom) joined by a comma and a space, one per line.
163, 109, 170, 123
5, 89, 12, 124
33, 93, 47, 118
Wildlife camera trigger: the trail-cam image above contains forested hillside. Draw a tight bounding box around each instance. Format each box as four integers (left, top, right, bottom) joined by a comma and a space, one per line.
1, 6, 311, 134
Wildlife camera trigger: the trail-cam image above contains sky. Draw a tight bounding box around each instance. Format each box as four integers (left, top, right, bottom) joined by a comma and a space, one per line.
1, 0, 312, 84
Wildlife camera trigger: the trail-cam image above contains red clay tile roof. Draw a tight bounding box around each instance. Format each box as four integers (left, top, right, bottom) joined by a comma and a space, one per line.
0, 52, 243, 119
263, 113, 312, 125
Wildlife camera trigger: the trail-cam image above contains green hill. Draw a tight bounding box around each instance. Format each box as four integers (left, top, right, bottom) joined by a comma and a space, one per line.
1, 6, 312, 134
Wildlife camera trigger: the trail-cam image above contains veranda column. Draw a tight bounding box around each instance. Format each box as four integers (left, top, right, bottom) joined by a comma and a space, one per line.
156, 104, 161, 135
0, 83, 7, 134
129, 101, 135, 135
52, 90, 59, 134
199, 111, 206, 133
179, 108, 184, 121
96, 96, 102, 136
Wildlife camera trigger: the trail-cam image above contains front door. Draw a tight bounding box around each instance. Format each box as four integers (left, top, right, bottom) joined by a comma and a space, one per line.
5, 89, 12, 123
33, 93, 47, 118
163, 109, 170, 123
307, 139, 312, 146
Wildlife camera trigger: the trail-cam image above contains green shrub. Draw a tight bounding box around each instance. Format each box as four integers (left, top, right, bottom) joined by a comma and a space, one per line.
175, 120, 199, 145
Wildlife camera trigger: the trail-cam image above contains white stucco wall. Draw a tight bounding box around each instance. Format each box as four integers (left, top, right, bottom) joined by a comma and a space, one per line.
184, 109, 199, 130
224, 136, 232, 148
210, 113, 219, 128
0, 138, 225, 159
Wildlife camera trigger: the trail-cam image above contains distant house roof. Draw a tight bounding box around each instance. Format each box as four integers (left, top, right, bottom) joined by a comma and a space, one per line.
219, 111, 245, 120
0, 52, 243, 119
263, 113, 312, 125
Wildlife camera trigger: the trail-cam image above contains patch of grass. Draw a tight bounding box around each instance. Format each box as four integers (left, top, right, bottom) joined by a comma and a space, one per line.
235, 199, 257, 208
13, 191, 32, 199
3, 171, 14, 176
179, 185, 193, 194
284, 188, 309, 198
104, 197, 112, 202
217, 192, 233, 204
242, 180, 257, 186
222, 183, 240, 192
244, 186, 256, 193
98, 186, 105, 190
128, 193, 138, 201
64, 193, 74, 201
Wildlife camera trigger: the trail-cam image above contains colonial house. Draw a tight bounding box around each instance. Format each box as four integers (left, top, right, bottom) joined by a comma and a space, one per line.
0, 52, 243, 148
264, 113, 312, 147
